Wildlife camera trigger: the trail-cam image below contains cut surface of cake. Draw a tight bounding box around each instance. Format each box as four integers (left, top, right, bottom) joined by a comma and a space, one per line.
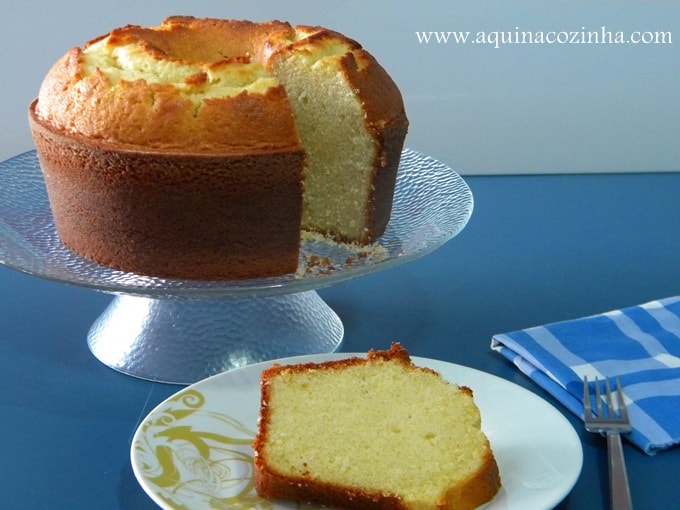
253, 344, 501, 509
267, 28, 407, 244
30, 17, 408, 280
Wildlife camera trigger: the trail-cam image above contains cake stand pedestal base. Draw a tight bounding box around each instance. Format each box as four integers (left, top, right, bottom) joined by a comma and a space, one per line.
87, 291, 344, 385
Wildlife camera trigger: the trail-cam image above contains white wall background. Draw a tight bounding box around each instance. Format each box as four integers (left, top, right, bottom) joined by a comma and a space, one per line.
1, 0, 677, 175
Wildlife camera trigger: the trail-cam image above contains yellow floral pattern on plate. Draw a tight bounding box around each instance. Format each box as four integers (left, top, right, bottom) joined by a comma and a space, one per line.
132, 388, 319, 509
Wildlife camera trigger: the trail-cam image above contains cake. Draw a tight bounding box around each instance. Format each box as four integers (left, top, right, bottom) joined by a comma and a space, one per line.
253, 344, 501, 509
29, 16, 408, 280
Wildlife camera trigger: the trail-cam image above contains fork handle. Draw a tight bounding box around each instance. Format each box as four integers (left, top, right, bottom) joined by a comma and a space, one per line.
607, 431, 633, 510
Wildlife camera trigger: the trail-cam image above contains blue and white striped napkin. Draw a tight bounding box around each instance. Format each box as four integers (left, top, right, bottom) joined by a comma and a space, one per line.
491, 296, 680, 455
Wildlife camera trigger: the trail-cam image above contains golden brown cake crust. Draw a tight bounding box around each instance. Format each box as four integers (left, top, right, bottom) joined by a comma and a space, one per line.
35, 18, 301, 153
253, 344, 501, 510
30, 102, 304, 279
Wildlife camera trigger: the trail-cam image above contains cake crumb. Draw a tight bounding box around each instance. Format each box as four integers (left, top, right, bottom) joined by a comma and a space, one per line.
297, 230, 389, 278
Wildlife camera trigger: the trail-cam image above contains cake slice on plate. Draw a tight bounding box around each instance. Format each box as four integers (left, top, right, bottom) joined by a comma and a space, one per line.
253, 343, 501, 509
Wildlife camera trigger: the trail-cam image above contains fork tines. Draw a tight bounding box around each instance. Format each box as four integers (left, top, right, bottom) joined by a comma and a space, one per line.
583, 376, 632, 432
582, 375, 633, 509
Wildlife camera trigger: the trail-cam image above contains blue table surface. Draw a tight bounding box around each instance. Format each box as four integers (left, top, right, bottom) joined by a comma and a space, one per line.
1, 171, 679, 509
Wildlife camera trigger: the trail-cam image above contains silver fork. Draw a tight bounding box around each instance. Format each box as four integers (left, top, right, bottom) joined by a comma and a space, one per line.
583, 376, 633, 510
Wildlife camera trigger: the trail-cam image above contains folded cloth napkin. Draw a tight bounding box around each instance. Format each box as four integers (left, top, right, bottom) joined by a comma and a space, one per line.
491, 296, 680, 455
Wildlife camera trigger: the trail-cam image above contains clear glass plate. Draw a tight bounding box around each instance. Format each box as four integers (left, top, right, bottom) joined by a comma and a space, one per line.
0, 148, 473, 299
0, 148, 473, 383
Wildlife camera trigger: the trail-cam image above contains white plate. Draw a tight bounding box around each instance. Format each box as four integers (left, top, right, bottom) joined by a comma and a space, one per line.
131, 354, 583, 509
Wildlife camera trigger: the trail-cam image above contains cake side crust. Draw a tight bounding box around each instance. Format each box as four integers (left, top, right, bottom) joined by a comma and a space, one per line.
30, 101, 304, 280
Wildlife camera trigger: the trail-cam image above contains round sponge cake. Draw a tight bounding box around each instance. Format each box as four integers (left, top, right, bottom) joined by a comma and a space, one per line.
29, 17, 408, 280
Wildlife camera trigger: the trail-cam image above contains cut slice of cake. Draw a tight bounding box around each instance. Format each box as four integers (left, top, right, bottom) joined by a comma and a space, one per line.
253, 343, 501, 510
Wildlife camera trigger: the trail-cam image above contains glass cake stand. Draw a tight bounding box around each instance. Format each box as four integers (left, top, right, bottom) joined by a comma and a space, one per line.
0, 148, 473, 384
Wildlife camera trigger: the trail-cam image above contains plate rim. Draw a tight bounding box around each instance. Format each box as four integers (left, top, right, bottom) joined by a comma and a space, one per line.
130, 352, 583, 510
